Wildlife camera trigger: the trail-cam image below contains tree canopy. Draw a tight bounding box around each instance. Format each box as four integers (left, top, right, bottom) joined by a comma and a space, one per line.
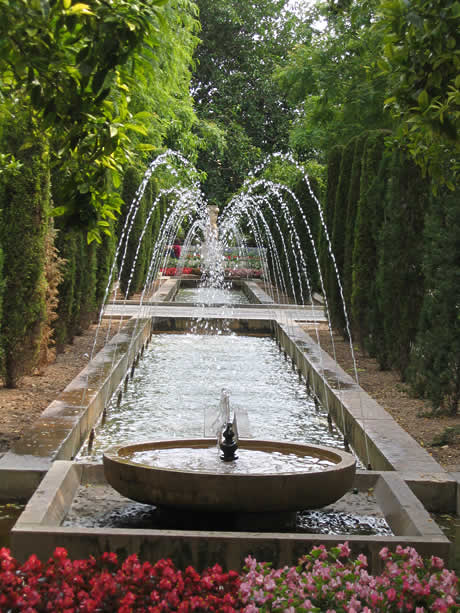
191, 0, 299, 205
0, 0, 199, 239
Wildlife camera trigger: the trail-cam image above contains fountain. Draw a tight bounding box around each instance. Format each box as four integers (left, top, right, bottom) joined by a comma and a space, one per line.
7, 151, 452, 569
103, 438, 356, 513
102, 199, 356, 522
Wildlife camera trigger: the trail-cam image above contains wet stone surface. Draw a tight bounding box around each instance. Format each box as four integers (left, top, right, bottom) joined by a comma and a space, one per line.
63, 484, 392, 535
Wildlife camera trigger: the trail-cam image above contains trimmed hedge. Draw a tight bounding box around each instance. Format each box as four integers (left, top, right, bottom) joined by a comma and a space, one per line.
0, 119, 49, 387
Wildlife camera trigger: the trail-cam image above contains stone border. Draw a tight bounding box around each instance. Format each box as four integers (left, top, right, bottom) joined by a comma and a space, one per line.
275, 321, 457, 512
11, 461, 450, 571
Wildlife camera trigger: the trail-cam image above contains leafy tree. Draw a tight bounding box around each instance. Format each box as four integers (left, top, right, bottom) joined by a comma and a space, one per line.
375, 0, 460, 188
0, 0, 199, 238
191, 0, 298, 204
276, 0, 391, 161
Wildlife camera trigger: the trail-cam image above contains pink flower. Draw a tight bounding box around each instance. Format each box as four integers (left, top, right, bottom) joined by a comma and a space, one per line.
338, 542, 351, 558
430, 555, 444, 569
386, 587, 397, 601
379, 547, 390, 560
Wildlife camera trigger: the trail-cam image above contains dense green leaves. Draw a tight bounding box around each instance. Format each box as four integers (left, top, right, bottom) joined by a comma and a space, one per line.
0, 0, 200, 238
191, 0, 298, 204
410, 188, 460, 413
375, 0, 460, 187
0, 116, 49, 387
276, 0, 392, 161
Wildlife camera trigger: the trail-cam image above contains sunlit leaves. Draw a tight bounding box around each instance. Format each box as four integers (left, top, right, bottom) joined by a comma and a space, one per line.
0, 0, 200, 239
375, 0, 460, 187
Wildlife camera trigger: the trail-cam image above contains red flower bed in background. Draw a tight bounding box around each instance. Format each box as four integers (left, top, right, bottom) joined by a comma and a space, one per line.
0, 547, 241, 612
160, 267, 194, 276
160, 268, 262, 278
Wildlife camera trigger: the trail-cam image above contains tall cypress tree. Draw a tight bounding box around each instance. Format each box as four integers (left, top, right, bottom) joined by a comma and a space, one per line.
78, 239, 98, 330
95, 225, 116, 308
329, 137, 357, 333
118, 166, 147, 297
0, 117, 49, 387
375, 149, 427, 375
54, 228, 78, 351
0, 245, 4, 370
351, 130, 388, 351
321, 145, 343, 304
343, 132, 368, 313
410, 187, 460, 414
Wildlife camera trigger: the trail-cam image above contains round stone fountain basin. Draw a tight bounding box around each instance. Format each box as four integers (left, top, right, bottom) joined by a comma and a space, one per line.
103, 439, 356, 512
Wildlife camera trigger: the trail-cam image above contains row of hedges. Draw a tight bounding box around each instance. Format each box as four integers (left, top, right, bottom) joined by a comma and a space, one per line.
322, 129, 460, 414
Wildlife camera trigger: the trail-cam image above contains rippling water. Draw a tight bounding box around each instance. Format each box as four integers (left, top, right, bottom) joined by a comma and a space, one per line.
128, 447, 335, 474
78, 333, 344, 460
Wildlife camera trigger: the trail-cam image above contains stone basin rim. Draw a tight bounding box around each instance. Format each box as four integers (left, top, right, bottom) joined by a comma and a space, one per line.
103, 438, 356, 476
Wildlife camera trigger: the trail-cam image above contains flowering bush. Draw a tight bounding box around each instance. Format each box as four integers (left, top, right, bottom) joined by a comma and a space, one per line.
1, 544, 458, 612
239, 543, 459, 612
160, 267, 262, 278
0, 547, 241, 612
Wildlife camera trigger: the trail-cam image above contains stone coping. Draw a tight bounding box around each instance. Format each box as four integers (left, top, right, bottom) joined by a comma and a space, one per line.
11, 461, 450, 571
275, 322, 457, 512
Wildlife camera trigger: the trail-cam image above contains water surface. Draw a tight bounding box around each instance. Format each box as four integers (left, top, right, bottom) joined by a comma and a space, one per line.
78, 333, 344, 460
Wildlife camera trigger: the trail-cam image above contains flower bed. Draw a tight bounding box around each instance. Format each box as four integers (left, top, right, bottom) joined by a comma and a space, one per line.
240, 544, 459, 612
0, 547, 240, 612
224, 268, 262, 279
0, 544, 458, 612
160, 267, 195, 276
160, 267, 262, 278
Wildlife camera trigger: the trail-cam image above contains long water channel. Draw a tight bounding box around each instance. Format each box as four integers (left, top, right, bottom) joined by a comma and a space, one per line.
78, 332, 344, 461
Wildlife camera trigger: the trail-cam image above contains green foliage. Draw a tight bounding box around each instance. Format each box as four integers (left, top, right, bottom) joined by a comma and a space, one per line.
54, 229, 79, 351
78, 240, 98, 330
329, 137, 356, 332
0, 118, 49, 387
0, 245, 4, 370
343, 132, 368, 312
118, 166, 154, 297
95, 223, 117, 307
409, 187, 460, 414
276, 0, 392, 161
375, 149, 427, 375
192, 0, 298, 204
0, 0, 200, 238
351, 130, 388, 350
320, 145, 343, 309
375, 0, 460, 188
